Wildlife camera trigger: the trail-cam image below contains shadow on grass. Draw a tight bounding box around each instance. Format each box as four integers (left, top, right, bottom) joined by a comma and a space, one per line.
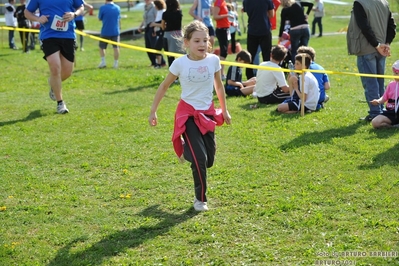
47, 205, 198, 266
104, 83, 161, 95
358, 129, 399, 169
280, 122, 363, 150
0, 110, 44, 127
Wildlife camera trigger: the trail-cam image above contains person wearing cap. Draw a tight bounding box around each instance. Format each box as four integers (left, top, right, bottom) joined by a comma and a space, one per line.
347, 0, 396, 121
369, 60, 399, 128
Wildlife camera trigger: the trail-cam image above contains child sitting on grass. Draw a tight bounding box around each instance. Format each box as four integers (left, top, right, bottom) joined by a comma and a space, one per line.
277, 53, 320, 113
225, 50, 256, 97
254, 45, 290, 104
370, 60, 399, 128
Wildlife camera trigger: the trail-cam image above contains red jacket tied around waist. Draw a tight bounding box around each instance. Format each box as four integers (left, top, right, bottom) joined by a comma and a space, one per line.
172, 100, 225, 157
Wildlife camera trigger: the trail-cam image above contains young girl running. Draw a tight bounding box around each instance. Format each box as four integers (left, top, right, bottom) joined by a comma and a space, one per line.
149, 20, 232, 211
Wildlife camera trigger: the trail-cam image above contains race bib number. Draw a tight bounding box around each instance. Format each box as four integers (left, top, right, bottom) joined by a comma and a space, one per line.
51, 15, 68, 31
202, 8, 210, 18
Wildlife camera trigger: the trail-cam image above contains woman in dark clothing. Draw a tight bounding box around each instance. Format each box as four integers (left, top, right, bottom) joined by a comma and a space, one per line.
279, 0, 313, 62
162, 0, 184, 66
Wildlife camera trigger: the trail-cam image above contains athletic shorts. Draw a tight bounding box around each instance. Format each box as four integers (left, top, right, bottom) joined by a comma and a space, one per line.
208, 26, 215, 37
225, 86, 244, 97
99, 35, 120, 49
41, 38, 76, 63
285, 99, 311, 112
75, 20, 84, 30
215, 28, 229, 58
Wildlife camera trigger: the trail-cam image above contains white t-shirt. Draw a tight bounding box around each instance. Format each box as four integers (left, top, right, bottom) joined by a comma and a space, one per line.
169, 54, 221, 110
5, 3, 17, 27
300, 72, 320, 110
314, 1, 324, 18
254, 61, 288, 97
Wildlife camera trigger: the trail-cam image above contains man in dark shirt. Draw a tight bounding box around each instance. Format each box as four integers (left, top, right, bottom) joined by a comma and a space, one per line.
242, 0, 274, 79
350, 0, 396, 121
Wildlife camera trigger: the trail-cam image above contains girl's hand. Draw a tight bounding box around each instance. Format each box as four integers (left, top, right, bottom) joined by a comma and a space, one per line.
223, 110, 232, 125
370, 99, 380, 106
149, 112, 158, 126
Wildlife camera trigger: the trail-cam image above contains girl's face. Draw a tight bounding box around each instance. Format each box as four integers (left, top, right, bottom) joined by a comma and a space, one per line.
185, 30, 209, 60
393, 69, 399, 82
294, 60, 303, 70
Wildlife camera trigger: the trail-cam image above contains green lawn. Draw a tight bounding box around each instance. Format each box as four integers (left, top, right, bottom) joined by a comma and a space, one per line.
1, 2, 399, 265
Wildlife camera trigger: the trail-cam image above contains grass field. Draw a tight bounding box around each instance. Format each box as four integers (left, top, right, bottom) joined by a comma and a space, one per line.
1, 2, 399, 265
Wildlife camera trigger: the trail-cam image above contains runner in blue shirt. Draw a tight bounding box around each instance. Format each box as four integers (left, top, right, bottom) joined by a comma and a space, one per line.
25, 0, 84, 114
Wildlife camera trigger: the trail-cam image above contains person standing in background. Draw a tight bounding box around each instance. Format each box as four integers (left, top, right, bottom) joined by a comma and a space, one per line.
138, 0, 158, 67
150, 0, 166, 68
311, 0, 324, 37
226, 3, 238, 54
279, 0, 311, 62
14, 0, 30, 53
213, 0, 231, 80
162, 0, 184, 67
347, 0, 396, 121
189, 0, 216, 50
5, 0, 18, 50
242, 0, 274, 79
25, 0, 84, 114
98, 0, 121, 69
75, 1, 94, 51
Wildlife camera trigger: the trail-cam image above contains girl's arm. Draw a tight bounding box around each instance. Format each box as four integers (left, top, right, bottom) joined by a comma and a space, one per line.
370, 96, 385, 106
214, 70, 232, 125
212, 6, 231, 20
161, 20, 166, 31
149, 72, 178, 126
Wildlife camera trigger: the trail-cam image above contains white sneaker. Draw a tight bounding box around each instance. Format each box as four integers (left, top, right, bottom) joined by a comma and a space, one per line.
98, 62, 106, 69
113, 63, 118, 69
194, 198, 208, 211
48, 78, 56, 101
57, 102, 69, 114
252, 92, 258, 98
324, 95, 330, 103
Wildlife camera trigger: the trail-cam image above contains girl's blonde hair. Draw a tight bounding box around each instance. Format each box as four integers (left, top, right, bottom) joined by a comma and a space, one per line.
182, 20, 213, 52
281, 0, 295, 8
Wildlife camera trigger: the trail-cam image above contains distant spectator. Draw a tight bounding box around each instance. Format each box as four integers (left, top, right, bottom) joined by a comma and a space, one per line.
279, 0, 312, 62
189, 0, 215, 49
277, 53, 320, 113
138, 0, 159, 67
254, 45, 290, 104
5, 0, 17, 49
370, 60, 399, 128
213, 0, 231, 80
225, 50, 256, 97
98, 0, 121, 69
311, 0, 324, 37
226, 3, 239, 54
242, 0, 274, 79
14, 0, 30, 52
150, 0, 166, 68
162, 0, 184, 67
75, 1, 94, 51
297, 45, 330, 109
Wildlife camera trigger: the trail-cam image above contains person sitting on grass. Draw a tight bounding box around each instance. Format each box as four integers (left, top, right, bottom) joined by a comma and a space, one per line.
297, 45, 330, 109
254, 45, 290, 104
370, 60, 399, 129
225, 50, 256, 97
277, 53, 320, 114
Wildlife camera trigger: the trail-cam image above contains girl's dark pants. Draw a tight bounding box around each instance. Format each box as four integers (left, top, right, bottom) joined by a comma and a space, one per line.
182, 117, 216, 203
